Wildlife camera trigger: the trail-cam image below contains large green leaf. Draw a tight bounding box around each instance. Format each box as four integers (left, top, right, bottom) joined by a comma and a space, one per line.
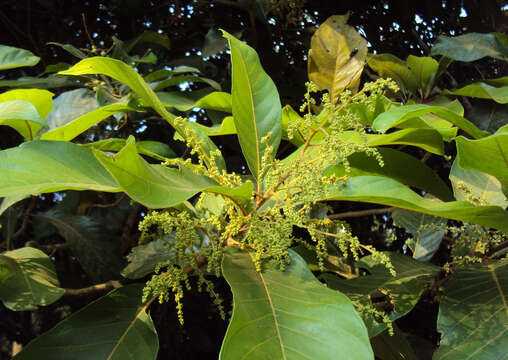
0, 141, 120, 198
42, 88, 98, 130
433, 259, 508, 360
308, 14, 367, 102
444, 82, 508, 104
36, 209, 125, 282
468, 102, 508, 133
370, 325, 418, 360
156, 90, 231, 112
58, 57, 220, 164
222, 30, 282, 181
0, 74, 81, 89
40, 103, 136, 141
431, 33, 508, 62
327, 147, 453, 201
364, 128, 445, 155
455, 129, 508, 194
324, 176, 508, 233
0, 89, 54, 119
193, 116, 236, 137
220, 247, 373, 360
0, 99, 46, 140
0, 247, 65, 311
94, 136, 252, 209
406, 55, 439, 97
372, 104, 489, 139
14, 284, 159, 360
83, 138, 177, 161
450, 158, 508, 208
323, 252, 440, 337
366, 53, 417, 96
392, 208, 447, 261
0, 45, 40, 70
121, 237, 176, 279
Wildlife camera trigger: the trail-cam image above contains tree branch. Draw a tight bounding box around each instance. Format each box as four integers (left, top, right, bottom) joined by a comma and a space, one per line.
64, 280, 122, 296
328, 207, 396, 220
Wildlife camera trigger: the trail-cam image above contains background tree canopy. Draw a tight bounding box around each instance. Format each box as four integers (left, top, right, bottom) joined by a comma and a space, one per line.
0, 1, 507, 359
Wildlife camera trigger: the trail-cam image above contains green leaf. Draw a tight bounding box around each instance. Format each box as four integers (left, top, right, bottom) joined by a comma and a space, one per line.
193, 116, 236, 137
327, 147, 453, 201
323, 252, 440, 337
0, 45, 40, 70
392, 208, 446, 261
126, 30, 171, 51
0, 247, 65, 311
281, 105, 305, 146
40, 103, 136, 141
59, 57, 226, 166
406, 55, 439, 97
444, 82, 508, 104
0, 99, 47, 140
370, 326, 418, 360
154, 75, 221, 91
121, 237, 176, 279
308, 14, 368, 102
220, 247, 373, 360
14, 284, 159, 360
222, 30, 282, 180
36, 209, 125, 282
324, 176, 508, 233
42, 88, 98, 130
0, 89, 54, 119
468, 102, 508, 133
94, 136, 252, 209
366, 53, 417, 96
47, 42, 87, 59
83, 138, 176, 161
372, 104, 489, 139
364, 128, 445, 155
0, 74, 82, 89
156, 90, 231, 112
456, 130, 508, 194
450, 158, 508, 208
433, 259, 508, 360
0, 141, 120, 198
431, 33, 508, 62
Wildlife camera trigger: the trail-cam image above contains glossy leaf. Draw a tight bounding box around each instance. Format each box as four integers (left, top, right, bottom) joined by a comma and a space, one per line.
154, 75, 221, 91
406, 55, 439, 97
0, 89, 54, 119
0, 45, 40, 70
324, 176, 508, 233
281, 104, 305, 146
36, 209, 125, 282
81, 138, 176, 160
372, 104, 489, 139
40, 103, 136, 141
42, 88, 98, 130
59, 57, 221, 166
156, 90, 231, 112
456, 129, 508, 194
434, 259, 508, 360
444, 82, 508, 104
450, 158, 508, 208
194, 116, 236, 137
370, 325, 418, 360
0, 247, 65, 311
222, 30, 282, 180
220, 247, 373, 360
431, 33, 508, 62
121, 237, 176, 279
468, 102, 508, 133
14, 284, 159, 360
392, 208, 446, 261
323, 252, 440, 337
0, 140, 120, 198
327, 147, 453, 201
366, 53, 417, 95
0, 99, 46, 140
94, 136, 252, 209
308, 14, 368, 102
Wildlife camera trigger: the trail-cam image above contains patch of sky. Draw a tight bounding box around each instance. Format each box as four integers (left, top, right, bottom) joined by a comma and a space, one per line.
459, 7, 467, 17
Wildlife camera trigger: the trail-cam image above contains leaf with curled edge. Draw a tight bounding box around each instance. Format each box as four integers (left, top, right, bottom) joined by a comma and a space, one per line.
309, 14, 367, 103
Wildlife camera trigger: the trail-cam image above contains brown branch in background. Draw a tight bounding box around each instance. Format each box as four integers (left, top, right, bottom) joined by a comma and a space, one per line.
421, 152, 432, 164
328, 207, 396, 220
487, 240, 508, 258
89, 194, 126, 209
81, 13, 95, 47
64, 280, 122, 296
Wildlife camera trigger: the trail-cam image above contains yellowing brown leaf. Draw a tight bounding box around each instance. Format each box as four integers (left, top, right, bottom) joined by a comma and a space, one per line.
308, 14, 367, 103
